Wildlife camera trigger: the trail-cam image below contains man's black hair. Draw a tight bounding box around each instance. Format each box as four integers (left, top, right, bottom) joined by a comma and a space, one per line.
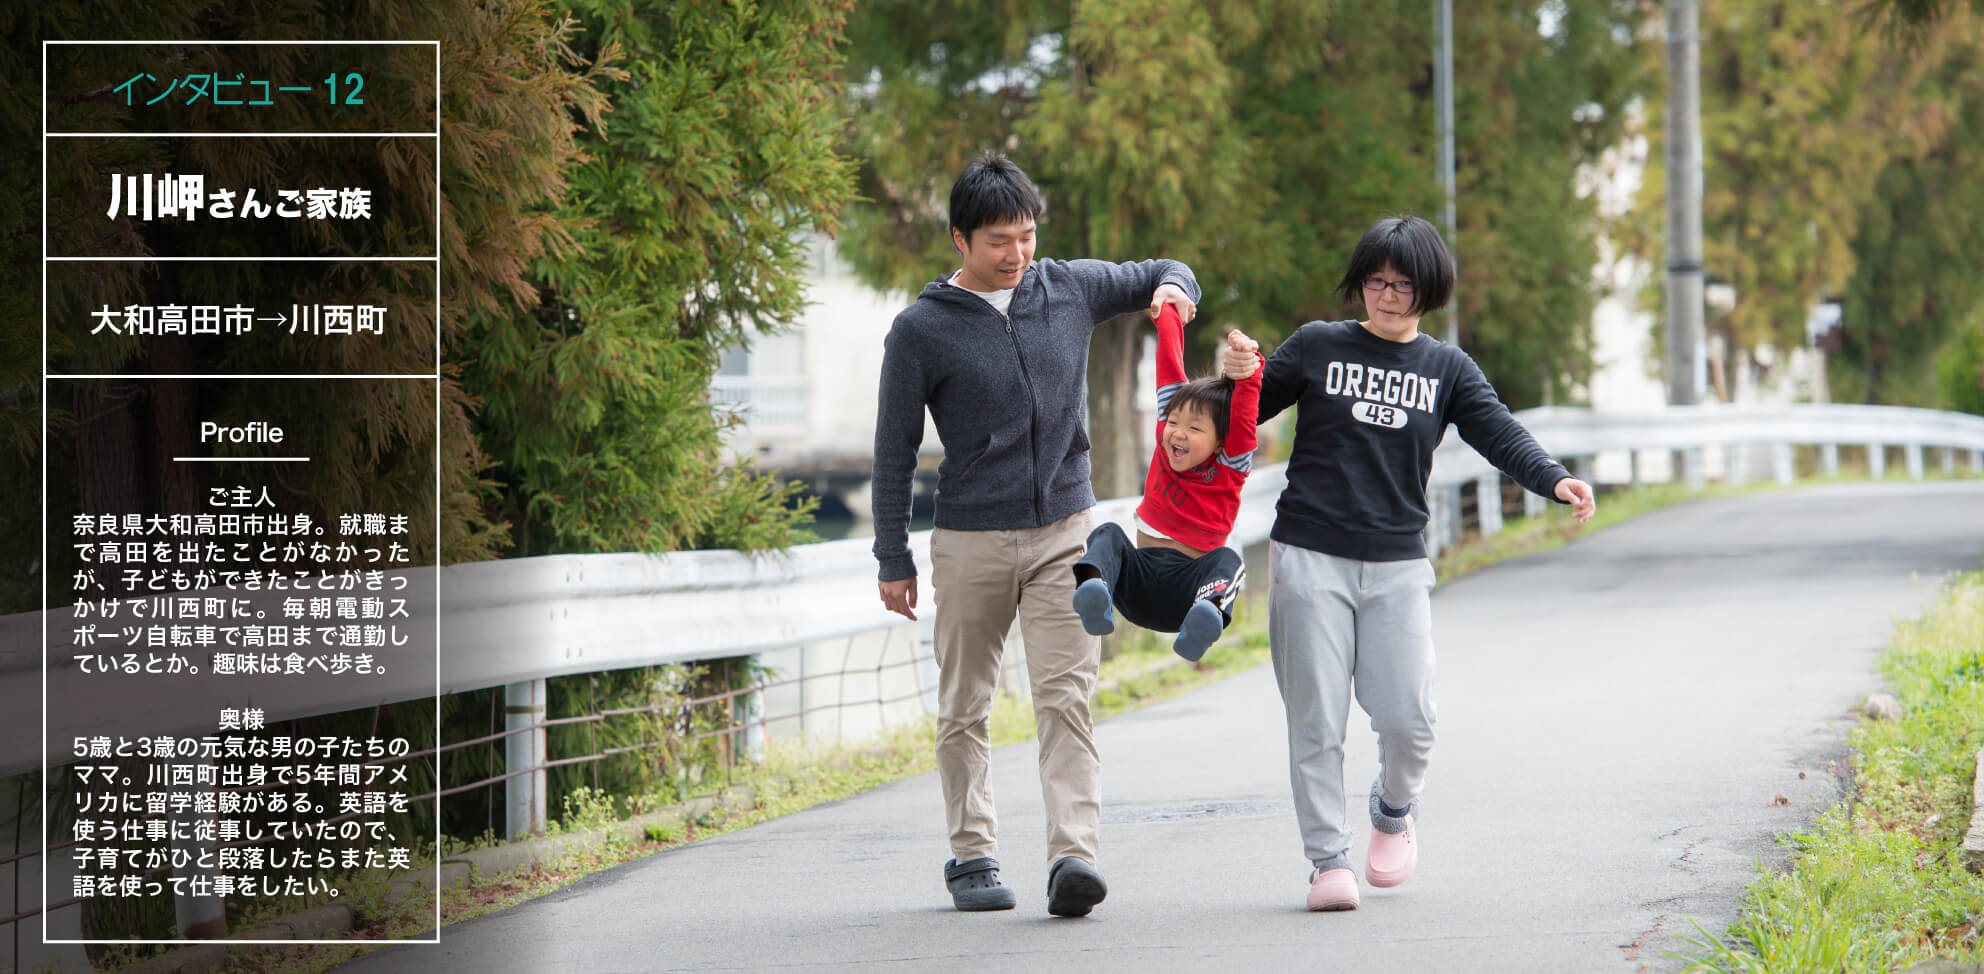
948, 151, 1044, 242
1166, 377, 1234, 446
1333, 215, 1455, 317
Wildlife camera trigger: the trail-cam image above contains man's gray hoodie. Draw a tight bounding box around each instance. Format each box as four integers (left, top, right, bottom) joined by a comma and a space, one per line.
872, 257, 1201, 582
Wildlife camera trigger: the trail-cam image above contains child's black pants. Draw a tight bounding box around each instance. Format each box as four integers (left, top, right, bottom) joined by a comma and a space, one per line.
1072, 522, 1245, 633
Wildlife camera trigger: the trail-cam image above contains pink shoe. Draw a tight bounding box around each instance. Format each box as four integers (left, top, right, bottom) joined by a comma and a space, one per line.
1305, 866, 1360, 911
1365, 816, 1417, 888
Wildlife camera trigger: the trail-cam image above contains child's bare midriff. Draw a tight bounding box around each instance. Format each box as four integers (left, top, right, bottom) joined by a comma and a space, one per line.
1137, 530, 1210, 559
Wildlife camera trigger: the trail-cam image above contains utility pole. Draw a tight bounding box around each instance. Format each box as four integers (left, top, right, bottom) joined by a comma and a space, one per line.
1436, 0, 1458, 346
1665, 0, 1706, 486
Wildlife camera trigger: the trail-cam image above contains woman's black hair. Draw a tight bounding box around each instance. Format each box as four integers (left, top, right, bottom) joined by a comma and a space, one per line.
1332, 215, 1455, 317
948, 151, 1045, 242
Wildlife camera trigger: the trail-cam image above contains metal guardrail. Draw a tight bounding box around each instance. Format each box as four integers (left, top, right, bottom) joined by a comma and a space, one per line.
1424, 403, 1984, 485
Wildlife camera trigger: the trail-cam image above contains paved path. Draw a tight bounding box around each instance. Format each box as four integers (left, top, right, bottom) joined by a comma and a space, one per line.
337, 481, 1984, 973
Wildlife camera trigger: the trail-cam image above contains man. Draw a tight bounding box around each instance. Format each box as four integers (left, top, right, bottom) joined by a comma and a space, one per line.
871, 152, 1200, 916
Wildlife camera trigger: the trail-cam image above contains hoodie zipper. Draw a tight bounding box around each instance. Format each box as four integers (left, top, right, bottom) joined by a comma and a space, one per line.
998, 308, 1045, 525
942, 273, 1047, 526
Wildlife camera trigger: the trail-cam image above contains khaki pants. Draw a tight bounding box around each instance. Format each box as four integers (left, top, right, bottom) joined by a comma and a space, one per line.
930, 510, 1101, 866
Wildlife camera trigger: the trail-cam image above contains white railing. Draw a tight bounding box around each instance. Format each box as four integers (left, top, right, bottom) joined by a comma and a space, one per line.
1426, 403, 1984, 486
708, 375, 809, 439
1417, 403, 1984, 548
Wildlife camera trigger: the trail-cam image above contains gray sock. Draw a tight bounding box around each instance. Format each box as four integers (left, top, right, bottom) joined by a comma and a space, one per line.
1369, 780, 1415, 834
1311, 853, 1354, 876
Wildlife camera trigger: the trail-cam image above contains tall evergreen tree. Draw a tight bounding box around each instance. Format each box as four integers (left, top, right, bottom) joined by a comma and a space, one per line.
470, 0, 858, 556
1438, 0, 1652, 408
5, 0, 625, 945
1936, 314, 1984, 415
1627, 0, 1955, 399
13, 0, 620, 601
1832, 28, 1984, 406
1869, 0, 1984, 29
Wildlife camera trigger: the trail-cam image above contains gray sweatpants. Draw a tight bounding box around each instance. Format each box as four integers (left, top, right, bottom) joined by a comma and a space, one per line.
1268, 540, 1438, 873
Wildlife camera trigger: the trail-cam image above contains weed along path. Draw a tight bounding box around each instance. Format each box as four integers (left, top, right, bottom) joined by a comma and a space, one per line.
333, 481, 1984, 974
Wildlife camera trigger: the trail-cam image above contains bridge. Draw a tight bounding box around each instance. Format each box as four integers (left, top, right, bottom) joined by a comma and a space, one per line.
5, 403, 1984, 972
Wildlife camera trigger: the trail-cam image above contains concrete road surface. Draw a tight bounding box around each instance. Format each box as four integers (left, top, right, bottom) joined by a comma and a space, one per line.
335, 481, 1984, 973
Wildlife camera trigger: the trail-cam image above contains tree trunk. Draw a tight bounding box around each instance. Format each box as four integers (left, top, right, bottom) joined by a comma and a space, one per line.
1709, 324, 1733, 402
1085, 316, 1145, 502
144, 337, 203, 518
71, 381, 147, 598
1865, 334, 1887, 404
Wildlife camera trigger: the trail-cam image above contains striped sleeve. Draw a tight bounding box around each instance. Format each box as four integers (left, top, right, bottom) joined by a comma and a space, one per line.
1216, 350, 1263, 474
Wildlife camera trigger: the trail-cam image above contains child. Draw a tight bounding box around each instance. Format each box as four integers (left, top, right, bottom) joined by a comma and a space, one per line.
1071, 304, 1263, 662
1241, 215, 1596, 912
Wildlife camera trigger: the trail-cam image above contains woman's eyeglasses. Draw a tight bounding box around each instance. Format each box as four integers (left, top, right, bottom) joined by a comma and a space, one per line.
1361, 276, 1415, 295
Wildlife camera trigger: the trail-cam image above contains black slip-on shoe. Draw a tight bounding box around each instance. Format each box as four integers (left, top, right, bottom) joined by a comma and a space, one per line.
1046, 855, 1107, 917
944, 856, 1016, 911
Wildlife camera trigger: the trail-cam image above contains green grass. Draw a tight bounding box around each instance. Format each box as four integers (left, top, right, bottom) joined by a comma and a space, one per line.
1675, 571, 1984, 973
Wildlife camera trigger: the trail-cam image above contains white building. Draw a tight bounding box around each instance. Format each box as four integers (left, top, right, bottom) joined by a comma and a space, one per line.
711, 235, 933, 470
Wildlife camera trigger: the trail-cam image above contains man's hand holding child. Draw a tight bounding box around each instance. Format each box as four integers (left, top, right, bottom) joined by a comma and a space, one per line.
1150, 282, 1197, 324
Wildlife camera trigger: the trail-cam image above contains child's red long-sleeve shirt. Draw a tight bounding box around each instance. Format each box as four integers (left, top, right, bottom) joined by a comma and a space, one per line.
1134, 307, 1262, 552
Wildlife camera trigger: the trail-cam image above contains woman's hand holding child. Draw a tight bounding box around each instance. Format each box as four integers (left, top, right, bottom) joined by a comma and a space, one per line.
1222, 330, 1260, 380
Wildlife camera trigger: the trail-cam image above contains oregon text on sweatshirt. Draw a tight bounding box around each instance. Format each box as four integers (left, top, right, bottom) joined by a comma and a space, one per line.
1257, 319, 1570, 562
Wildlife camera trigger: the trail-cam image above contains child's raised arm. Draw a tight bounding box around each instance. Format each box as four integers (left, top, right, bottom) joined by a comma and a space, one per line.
1220, 329, 1263, 466
1152, 304, 1188, 430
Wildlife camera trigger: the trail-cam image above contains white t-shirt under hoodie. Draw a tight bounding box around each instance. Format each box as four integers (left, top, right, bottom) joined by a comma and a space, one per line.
948, 270, 1016, 316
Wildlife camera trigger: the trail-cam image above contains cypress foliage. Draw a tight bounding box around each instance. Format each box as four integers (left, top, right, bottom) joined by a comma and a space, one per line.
1834, 30, 1984, 408
3, 0, 862, 940
1629, 1, 1984, 408
471, 0, 857, 557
